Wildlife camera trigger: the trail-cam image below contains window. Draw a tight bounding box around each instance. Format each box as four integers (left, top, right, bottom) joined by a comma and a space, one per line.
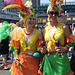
67, 18, 71, 21
72, 18, 75, 20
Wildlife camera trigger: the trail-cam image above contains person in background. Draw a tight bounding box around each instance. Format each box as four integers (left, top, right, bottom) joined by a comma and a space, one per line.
38, 0, 75, 75
0, 21, 11, 70
69, 24, 75, 75
16, 20, 24, 28
3, 1, 43, 75
72, 24, 75, 37
0, 37, 9, 70
58, 15, 67, 25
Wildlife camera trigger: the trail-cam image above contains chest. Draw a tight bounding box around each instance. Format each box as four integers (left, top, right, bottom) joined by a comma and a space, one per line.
24, 32, 33, 43
48, 27, 57, 37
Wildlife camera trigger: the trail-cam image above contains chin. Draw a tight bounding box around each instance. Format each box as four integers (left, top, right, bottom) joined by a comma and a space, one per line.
29, 24, 34, 27
51, 19, 56, 22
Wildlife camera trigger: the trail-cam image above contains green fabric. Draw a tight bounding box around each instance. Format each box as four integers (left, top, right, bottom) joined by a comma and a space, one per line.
0, 21, 11, 40
47, 5, 59, 14
39, 53, 71, 75
66, 42, 75, 46
9, 47, 14, 51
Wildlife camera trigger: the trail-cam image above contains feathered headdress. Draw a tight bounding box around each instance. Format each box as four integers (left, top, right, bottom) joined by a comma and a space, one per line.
3, 0, 35, 27
47, 0, 63, 13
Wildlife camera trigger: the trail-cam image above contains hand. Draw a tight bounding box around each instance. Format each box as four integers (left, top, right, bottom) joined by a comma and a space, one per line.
69, 47, 75, 57
56, 46, 66, 53
16, 58, 20, 65
69, 47, 73, 52
40, 46, 47, 54
0, 66, 2, 69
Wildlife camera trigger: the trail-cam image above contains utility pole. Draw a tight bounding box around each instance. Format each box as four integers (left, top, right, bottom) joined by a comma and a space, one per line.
36, 0, 38, 25
65, 0, 66, 5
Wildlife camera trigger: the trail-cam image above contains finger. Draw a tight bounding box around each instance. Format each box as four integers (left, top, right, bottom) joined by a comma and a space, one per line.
56, 49, 61, 52
56, 47, 60, 49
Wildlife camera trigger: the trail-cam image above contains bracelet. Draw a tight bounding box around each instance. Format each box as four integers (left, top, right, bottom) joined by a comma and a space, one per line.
64, 46, 69, 52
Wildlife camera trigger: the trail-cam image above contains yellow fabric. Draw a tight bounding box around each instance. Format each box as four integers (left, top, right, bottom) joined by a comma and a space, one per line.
20, 29, 38, 52
44, 22, 64, 50
2, 4, 21, 10
10, 28, 38, 52
10, 66, 14, 75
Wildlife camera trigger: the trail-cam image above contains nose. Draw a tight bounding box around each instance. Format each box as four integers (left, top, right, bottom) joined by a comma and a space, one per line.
31, 19, 34, 21
53, 13, 56, 16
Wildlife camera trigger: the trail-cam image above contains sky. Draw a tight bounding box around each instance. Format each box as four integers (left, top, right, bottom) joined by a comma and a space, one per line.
41, 0, 75, 3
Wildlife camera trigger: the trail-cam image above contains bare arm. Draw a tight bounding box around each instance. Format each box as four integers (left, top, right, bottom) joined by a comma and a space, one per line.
56, 25, 71, 53
63, 25, 70, 37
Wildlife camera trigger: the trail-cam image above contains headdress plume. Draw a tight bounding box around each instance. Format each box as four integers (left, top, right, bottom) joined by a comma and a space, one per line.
48, 0, 64, 13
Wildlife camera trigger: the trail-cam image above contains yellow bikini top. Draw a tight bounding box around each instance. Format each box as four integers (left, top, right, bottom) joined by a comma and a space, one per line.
19, 29, 38, 52
44, 22, 64, 50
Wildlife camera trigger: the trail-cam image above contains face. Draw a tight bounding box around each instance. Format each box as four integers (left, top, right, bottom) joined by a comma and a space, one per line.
48, 8, 59, 22
26, 15, 35, 27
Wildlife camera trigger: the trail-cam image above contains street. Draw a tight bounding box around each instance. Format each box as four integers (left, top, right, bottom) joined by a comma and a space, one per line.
0, 56, 11, 75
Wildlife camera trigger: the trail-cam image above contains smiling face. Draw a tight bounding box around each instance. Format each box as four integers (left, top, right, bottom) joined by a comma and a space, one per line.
48, 8, 59, 22
26, 15, 35, 27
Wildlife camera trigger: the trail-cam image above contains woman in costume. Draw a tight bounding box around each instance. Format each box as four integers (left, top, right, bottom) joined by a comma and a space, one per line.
3, 0, 43, 75
38, 0, 75, 75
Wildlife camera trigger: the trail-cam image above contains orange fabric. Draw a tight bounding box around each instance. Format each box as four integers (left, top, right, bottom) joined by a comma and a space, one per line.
59, 8, 63, 13
38, 70, 43, 75
64, 46, 68, 52
12, 40, 20, 47
11, 52, 40, 75
66, 34, 75, 43
66, 70, 74, 75
37, 39, 44, 47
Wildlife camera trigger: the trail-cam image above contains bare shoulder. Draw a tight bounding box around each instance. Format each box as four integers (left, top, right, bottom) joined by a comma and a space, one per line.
63, 25, 70, 37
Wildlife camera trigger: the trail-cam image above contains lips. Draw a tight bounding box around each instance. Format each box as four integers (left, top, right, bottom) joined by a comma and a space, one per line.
29, 22, 34, 26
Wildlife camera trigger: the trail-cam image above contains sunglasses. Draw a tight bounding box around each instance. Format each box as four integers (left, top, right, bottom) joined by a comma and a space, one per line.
48, 11, 59, 16
28, 18, 35, 20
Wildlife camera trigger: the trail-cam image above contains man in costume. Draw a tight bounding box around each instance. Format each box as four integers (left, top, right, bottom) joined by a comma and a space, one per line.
38, 0, 75, 75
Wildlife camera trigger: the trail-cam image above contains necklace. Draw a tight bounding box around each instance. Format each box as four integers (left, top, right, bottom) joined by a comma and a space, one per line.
24, 28, 33, 35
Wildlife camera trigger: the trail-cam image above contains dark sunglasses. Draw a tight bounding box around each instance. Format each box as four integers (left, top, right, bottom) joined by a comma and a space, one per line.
48, 11, 59, 16
28, 18, 35, 20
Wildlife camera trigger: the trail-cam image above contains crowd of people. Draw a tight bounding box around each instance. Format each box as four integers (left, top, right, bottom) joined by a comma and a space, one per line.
0, 0, 75, 75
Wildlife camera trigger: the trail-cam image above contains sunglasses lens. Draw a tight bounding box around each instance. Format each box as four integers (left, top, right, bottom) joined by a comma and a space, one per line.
55, 12, 59, 16
51, 12, 54, 15
48, 11, 59, 16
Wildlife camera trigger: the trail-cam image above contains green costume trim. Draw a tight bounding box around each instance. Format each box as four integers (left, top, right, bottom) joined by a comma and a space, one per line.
66, 42, 75, 46
47, 5, 59, 14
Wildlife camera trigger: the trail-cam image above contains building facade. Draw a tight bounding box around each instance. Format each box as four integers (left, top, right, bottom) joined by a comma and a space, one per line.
32, 0, 40, 7
0, 0, 20, 23
34, 2, 75, 26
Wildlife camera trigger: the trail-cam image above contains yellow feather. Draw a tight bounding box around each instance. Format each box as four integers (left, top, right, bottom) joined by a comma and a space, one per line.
2, 4, 21, 10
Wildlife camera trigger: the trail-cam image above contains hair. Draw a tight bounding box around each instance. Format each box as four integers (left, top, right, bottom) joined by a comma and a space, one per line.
16, 22, 20, 27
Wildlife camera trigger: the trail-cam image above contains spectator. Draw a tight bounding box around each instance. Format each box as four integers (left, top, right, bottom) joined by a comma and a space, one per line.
0, 21, 11, 70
